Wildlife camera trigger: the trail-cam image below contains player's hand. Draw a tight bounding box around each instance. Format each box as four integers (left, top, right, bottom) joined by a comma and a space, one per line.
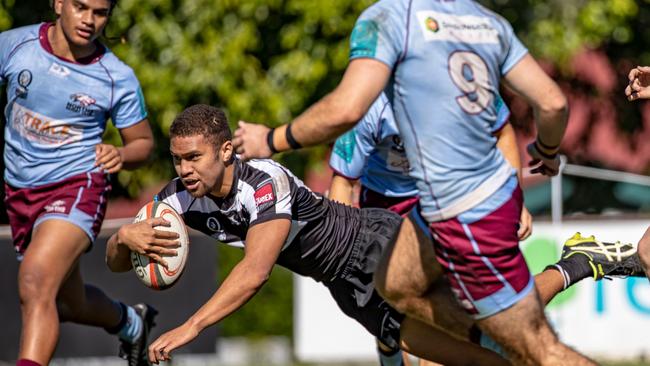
149, 322, 200, 364
232, 121, 273, 160
626, 66, 650, 101
518, 206, 533, 241
95, 143, 123, 173
116, 218, 180, 268
527, 141, 560, 176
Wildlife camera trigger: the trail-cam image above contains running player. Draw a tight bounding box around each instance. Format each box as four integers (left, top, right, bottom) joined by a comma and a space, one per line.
1, 1, 156, 365
232, 1, 593, 364
328, 92, 528, 366
106, 105, 511, 366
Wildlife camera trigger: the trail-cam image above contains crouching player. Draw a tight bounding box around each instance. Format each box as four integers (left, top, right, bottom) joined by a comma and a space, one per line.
105, 104, 512, 365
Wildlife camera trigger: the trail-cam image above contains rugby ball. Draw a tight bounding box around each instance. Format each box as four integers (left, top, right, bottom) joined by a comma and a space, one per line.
130, 201, 189, 290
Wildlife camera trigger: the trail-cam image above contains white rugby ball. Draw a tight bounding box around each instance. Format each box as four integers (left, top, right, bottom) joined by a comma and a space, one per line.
130, 201, 189, 290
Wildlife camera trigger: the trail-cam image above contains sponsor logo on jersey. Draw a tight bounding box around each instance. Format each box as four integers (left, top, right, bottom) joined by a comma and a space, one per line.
416, 11, 499, 44
11, 103, 82, 146
254, 182, 276, 208
349, 19, 379, 58
44, 199, 67, 213
425, 17, 439, 33
16, 69, 32, 98
206, 216, 227, 241
66, 93, 97, 116
48, 63, 70, 78
333, 130, 357, 164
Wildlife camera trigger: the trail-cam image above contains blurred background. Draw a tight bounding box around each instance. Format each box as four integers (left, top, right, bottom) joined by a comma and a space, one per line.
1, 0, 650, 365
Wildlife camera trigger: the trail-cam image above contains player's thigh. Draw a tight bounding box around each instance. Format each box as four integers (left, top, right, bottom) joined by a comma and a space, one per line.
475, 288, 550, 358
374, 211, 441, 300
19, 219, 90, 299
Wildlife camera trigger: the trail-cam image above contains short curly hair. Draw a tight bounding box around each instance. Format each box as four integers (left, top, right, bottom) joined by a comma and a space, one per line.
170, 105, 232, 148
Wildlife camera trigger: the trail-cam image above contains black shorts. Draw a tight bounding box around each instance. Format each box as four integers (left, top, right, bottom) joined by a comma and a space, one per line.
324, 207, 405, 350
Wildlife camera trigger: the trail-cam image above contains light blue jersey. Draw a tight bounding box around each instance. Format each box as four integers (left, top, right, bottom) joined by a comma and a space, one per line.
350, 0, 526, 222
329, 93, 418, 198
0, 23, 147, 188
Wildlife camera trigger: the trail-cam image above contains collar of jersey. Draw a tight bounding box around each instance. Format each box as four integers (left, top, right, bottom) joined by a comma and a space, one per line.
39, 22, 106, 65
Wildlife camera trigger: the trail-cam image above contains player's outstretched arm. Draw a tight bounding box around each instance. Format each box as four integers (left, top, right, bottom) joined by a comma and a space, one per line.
105, 218, 180, 272
502, 54, 568, 176
148, 218, 291, 364
233, 59, 390, 159
95, 119, 154, 173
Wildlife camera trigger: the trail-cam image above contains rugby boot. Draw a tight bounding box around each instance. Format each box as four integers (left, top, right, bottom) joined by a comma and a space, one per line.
118, 303, 158, 366
546, 232, 645, 289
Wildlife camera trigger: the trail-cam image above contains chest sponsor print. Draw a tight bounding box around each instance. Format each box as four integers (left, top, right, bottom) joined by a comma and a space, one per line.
11, 103, 82, 146
416, 11, 499, 44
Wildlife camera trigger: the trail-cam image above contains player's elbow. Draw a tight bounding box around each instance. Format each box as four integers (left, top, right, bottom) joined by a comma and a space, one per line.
106, 255, 133, 273
326, 93, 366, 131
249, 269, 272, 290
536, 89, 568, 118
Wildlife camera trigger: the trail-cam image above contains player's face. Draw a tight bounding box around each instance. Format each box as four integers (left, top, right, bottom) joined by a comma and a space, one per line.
170, 135, 232, 198
54, 0, 111, 48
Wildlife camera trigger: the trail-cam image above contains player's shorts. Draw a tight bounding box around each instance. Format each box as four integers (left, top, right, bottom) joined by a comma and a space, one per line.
414, 185, 534, 319
360, 185, 418, 216
324, 207, 405, 349
5, 171, 111, 256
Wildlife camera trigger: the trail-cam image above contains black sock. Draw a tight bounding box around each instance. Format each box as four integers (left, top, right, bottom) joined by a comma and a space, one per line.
105, 301, 128, 334
545, 254, 593, 289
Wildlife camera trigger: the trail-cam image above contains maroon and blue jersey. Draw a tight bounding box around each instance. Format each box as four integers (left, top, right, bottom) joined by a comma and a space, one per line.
0, 23, 147, 188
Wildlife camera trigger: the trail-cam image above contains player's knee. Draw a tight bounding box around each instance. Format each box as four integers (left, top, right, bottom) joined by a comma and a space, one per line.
18, 270, 52, 306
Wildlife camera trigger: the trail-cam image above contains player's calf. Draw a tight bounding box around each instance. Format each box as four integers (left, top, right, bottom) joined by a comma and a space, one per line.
637, 227, 650, 278
476, 289, 595, 366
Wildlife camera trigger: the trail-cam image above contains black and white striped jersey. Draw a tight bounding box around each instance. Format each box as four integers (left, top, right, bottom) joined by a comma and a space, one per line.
156, 158, 362, 282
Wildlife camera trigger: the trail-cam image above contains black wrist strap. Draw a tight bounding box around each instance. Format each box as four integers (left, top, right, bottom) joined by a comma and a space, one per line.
266, 128, 279, 154
534, 141, 558, 160
285, 123, 303, 150
536, 136, 560, 151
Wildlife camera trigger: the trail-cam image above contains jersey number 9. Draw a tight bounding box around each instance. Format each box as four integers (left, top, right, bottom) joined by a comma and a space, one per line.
448, 51, 492, 115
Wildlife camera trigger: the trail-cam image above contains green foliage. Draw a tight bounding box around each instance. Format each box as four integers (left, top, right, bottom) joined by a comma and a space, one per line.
216, 244, 293, 337
103, 0, 374, 195
479, 0, 639, 68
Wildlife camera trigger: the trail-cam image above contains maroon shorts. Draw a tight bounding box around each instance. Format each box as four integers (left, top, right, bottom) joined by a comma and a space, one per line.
5, 172, 111, 255
359, 186, 419, 216
422, 186, 533, 319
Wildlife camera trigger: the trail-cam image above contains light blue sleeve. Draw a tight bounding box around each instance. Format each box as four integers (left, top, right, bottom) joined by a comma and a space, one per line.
0, 28, 25, 84
499, 18, 529, 75
491, 94, 511, 133
111, 69, 148, 129
349, 1, 407, 69
329, 99, 384, 179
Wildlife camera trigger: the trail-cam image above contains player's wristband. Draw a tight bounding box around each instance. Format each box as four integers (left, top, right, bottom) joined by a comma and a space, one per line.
536, 136, 560, 152
266, 128, 279, 154
534, 140, 558, 160
285, 123, 303, 150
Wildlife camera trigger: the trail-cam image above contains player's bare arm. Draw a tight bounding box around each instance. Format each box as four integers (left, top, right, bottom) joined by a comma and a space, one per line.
328, 174, 358, 206
95, 118, 154, 173
233, 59, 390, 159
148, 218, 291, 363
494, 122, 532, 240
105, 217, 179, 272
502, 54, 568, 176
